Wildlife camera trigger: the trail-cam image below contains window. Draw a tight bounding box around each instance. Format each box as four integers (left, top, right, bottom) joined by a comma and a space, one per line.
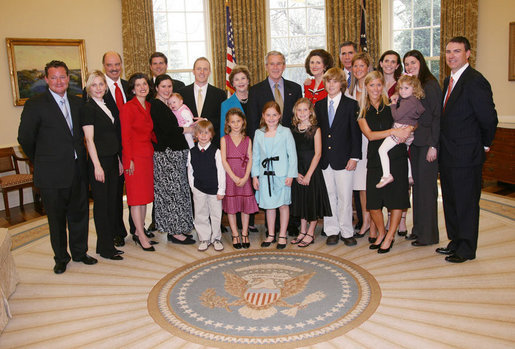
153, 0, 210, 85
268, 0, 326, 85
392, 0, 440, 80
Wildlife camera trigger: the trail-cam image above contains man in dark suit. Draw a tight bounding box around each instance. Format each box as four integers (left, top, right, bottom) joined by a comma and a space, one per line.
437, 36, 498, 263
18, 60, 97, 274
247, 51, 302, 139
149, 52, 185, 91
179, 57, 226, 147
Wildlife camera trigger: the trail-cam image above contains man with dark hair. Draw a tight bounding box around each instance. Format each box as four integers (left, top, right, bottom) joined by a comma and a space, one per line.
338, 41, 358, 87
437, 36, 498, 263
18, 60, 97, 274
149, 51, 185, 90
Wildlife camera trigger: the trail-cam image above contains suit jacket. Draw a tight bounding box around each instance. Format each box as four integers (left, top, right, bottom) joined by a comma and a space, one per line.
247, 78, 302, 139
440, 66, 498, 168
18, 89, 87, 188
315, 95, 362, 171
80, 99, 121, 157
179, 83, 227, 144
251, 125, 298, 178
413, 79, 441, 148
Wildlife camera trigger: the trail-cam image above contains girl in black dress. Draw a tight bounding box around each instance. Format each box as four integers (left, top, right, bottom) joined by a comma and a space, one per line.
356, 71, 413, 253
290, 98, 331, 247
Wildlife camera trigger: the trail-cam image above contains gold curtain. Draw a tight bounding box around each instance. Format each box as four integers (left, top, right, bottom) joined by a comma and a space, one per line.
326, 0, 381, 66
439, 0, 478, 84
121, 0, 156, 78
209, 0, 267, 89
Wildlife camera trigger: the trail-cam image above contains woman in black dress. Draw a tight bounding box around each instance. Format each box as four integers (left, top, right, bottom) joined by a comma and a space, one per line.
357, 71, 413, 253
150, 74, 195, 244
403, 50, 441, 246
81, 70, 124, 260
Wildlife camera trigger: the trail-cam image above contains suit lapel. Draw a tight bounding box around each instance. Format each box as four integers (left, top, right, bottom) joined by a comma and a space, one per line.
69, 95, 82, 137
444, 66, 470, 115
92, 100, 116, 129
46, 90, 73, 137
186, 85, 198, 117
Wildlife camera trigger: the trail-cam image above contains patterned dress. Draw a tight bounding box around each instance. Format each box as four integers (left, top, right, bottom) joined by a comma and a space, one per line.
222, 135, 258, 214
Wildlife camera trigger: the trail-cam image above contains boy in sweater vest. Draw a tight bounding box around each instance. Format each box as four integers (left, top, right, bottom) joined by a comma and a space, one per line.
187, 120, 226, 251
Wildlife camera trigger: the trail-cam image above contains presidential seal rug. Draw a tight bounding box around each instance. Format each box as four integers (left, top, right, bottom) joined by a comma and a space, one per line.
148, 250, 381, 348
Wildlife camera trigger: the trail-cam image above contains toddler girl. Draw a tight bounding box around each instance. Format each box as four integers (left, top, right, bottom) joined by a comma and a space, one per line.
169, 92, 195, 148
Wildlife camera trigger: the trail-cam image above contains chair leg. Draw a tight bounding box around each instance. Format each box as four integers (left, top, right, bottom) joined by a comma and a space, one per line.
19, 188, 25, 210
2, 191, 10, 221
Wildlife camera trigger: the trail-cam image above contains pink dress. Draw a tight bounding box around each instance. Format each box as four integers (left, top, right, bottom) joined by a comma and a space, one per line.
222, 135, 259, 214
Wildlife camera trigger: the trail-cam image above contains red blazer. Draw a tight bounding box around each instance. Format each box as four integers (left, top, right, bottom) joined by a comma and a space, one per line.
120, 98, 156, 169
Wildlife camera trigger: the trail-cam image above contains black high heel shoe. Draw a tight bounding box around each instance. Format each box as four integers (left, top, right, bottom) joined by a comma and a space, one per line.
369, 235, 385, 250
276, 236, 287, 249
368, 236, 377, 243
134, 235, 155, 251
241, 233, 250, 249
132, 234, 158, 245
378, 239, 395, 254
354, 228, 370, 239
261, 234, 276, 247
232, 235, 242, 249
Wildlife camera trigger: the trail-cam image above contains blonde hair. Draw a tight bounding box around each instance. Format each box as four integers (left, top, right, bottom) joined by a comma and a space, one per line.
358, 71, 390, 119
85, 70, 107, 97
224, 108, 247, 136
349, 53, 373, 94
397, 75, 425, 99
323, 67, 346, 91
292, 98, 317, 127
171, 92, 183, 101
259, 101, 282, 131
195, 119, 215, 137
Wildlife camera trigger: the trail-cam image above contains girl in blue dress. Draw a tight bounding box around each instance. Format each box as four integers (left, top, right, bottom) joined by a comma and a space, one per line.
252, 101, 297, 249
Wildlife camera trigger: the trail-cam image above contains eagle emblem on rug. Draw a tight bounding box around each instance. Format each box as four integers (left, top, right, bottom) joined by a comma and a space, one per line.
200, 263, 326, 319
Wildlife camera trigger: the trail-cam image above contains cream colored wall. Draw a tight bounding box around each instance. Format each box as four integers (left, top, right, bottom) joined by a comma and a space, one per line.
476, 0, 515, 123
0, 0, 123, 210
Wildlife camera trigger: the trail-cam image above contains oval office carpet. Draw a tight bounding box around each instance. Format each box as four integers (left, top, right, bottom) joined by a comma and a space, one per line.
148, 250, 381, 348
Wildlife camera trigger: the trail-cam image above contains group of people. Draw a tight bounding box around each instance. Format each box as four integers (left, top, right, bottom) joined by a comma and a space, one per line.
17, 35, 497, 274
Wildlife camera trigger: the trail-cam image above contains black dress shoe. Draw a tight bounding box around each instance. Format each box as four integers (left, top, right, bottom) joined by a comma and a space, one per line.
100, 254, 124, 260
113, 236, 125, 247
397, 230, 407, 237
53, 261, 68, 274
248, 225, 259, 233
368, 236, 377, 243
435, 247, 454, 255
405, 233, 418, 241
445, 254, 473, 263
144, 229, 155, 238
72, 254, 98, 265
326, 235, 339, 245
115, 249, 124, 255
168, 234, 196, 244
341, 236, 357, 246
411, 241, 428, 247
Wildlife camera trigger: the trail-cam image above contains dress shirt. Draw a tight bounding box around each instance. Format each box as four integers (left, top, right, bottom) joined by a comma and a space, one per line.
267, 77, 284, 102
193, 83, 208, 113
187, 142, 226, 196
49, 89, 71, 121
327, 91, 359, 162
443, 62, 469, 106
105, 75, 127, 103
93, 97, 115, 123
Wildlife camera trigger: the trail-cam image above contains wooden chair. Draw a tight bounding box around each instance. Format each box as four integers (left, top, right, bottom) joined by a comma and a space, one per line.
0, 147, 34, 221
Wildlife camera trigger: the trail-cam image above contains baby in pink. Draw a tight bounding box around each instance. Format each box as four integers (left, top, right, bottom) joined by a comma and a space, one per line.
169, 92, 195, 148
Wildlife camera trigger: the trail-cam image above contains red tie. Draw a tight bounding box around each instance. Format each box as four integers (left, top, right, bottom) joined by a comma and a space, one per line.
114, 82, 124, 111
443, 77, 454, 112
201, 148, 205, 152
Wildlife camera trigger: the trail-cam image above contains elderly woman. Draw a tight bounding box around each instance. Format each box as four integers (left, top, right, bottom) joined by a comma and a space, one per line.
403, 50, 441, 247
303, 49, 334, 104
120, 73, 156, 251
150, 74, 195, 244
346, 53, 376, 242
81, 70, 124, 260
357, 71, 412, 253
377, 50, 403, 98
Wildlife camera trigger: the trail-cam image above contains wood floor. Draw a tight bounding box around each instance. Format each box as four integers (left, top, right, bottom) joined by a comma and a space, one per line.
1, 189, 515, 348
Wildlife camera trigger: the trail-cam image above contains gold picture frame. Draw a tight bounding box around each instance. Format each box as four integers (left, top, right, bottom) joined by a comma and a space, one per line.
510, 22, 515, 81
6, 38, 87, 106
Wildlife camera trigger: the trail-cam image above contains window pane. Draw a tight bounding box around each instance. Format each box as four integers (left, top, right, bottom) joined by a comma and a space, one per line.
433, 0, 440, 26
428, 60, 439, 81
170, 42, 187, 68
283, 66, 305, 86
270, 9, 288, 37
154, 12, 168, 41
413, 28, 431, 56
186, 13, 205, 40
307, 7, 324, 35
432, 27, 440, 56
271, 37, 288, 55
307, 36, 325, 50
153, 0, 166, 11
171, 72, 193, 87
393, 0, 412, 30
270, 0, 287, 8
185, 0, 203, 11
168, 13, 186, 41
187, 42, 206, 65
289, 37, 307, 64
166, 0, 184, 11
288, 8, 307, 36
307, 0, 324, 6
413, 0, 431, 27
393, 30, 412, 56
288, 0, 306, 7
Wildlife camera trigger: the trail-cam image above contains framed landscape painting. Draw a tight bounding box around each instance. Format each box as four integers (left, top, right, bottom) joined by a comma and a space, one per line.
6, 38, 87, 106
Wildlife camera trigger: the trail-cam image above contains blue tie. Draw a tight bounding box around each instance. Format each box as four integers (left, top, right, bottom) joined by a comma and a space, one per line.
328, 100, 335, 127
60, 98, 73, 134
347, 72, 352, 88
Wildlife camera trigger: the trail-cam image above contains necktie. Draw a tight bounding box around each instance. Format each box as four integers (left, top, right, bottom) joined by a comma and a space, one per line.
443, 77, 454, 112
347, 72, 352, 88
60, 98, 73, 134
274, 83, 284, 113
114, 82, 124, 111
197, 89, 204, 116
201, 148, 205, 153
328, 100, 335, 127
